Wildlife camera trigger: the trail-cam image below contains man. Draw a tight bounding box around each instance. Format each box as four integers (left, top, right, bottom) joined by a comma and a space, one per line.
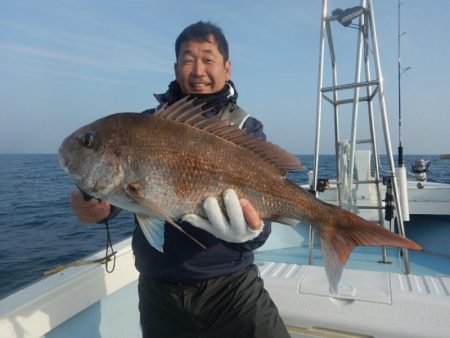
71, 21, 289, 338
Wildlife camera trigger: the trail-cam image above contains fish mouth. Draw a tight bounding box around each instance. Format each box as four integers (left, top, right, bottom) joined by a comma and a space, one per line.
57, 145, 69, 173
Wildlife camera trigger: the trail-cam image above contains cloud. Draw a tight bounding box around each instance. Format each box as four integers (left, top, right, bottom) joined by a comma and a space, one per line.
0, 20, 174, 78
0, 41, 171, 74
0, 62, 123, 84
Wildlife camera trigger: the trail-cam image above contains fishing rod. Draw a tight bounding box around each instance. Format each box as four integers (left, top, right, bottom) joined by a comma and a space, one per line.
397, 0, 411, 167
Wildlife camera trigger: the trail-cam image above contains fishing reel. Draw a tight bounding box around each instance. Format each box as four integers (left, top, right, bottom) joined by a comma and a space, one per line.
411, 159, 430, 189
382, 176, 394, 221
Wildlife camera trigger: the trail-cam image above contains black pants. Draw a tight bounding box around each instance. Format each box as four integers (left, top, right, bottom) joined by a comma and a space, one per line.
138, 265, 290, 338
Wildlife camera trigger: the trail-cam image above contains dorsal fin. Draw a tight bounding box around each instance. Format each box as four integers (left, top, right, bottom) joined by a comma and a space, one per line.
154, 97, 303, 174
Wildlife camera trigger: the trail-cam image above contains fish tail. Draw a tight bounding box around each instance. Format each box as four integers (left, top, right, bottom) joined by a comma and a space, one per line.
317, 205, 422, 293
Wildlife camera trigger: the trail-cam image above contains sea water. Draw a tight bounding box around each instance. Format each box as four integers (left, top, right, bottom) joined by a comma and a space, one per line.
0, 153, 448, 299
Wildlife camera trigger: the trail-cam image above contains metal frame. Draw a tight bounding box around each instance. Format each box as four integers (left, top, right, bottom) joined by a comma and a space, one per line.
310, 0, 411, 272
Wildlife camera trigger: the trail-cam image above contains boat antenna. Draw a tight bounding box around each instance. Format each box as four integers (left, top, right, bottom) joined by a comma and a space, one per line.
397, 0, 411, 167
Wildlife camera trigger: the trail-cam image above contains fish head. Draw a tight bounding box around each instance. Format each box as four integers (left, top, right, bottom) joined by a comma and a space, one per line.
58, 115, 126, 199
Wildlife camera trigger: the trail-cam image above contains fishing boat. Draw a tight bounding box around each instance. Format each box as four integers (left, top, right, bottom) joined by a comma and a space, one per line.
1, 1, 450, 337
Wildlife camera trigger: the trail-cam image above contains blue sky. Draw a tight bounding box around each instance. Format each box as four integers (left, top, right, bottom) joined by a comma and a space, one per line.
1, 0, 449, 155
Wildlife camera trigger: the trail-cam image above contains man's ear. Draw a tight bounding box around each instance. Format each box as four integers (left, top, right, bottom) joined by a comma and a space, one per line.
225, 60, 231, 81
174, 62, 179, 79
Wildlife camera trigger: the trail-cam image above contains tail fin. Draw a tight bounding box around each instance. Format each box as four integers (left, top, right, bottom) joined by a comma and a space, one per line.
317, 207, 422, 294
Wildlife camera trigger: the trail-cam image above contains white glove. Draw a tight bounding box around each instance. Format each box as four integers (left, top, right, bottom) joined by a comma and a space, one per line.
182, 189, 264, 243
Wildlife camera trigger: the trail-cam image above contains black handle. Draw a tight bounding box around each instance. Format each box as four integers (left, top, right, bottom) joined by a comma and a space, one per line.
77, 186, 93, 202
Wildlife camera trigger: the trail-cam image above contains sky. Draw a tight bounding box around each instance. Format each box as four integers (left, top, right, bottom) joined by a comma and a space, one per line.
1, 0, 449, 155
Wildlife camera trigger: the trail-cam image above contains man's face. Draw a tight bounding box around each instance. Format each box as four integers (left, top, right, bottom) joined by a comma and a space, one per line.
175, 36, 231, 94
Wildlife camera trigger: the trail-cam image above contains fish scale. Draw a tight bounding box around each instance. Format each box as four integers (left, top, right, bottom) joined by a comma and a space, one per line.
59, 97, 421, 293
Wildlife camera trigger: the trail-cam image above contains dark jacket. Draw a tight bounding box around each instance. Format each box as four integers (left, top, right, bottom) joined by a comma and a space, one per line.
132, 100, 272, 283
126, 95, 271, 283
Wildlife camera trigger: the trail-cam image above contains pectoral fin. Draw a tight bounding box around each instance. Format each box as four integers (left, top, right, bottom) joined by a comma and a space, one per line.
136, 214, 165, 252
124, 183, 206, 250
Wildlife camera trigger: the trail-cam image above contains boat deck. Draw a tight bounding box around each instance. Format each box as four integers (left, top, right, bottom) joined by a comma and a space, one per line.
43, 282, 140, 338
39, 243, 450, 338
256, 246, 450, 277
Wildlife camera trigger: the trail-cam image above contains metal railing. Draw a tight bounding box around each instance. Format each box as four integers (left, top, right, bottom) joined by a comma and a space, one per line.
309, 0, 411, 272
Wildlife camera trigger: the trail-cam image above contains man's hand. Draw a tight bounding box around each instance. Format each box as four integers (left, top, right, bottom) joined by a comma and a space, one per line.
182, 189, 263, 243
70, 190, 110, 223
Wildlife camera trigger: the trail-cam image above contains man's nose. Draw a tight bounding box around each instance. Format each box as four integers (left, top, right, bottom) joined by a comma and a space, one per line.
192, 60, 206, 75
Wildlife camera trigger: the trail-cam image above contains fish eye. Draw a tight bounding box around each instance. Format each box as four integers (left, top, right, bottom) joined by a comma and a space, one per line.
81, 132, 96, 149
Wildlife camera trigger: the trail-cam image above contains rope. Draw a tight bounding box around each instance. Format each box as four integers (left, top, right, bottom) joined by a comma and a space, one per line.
43, 220, 116, 276
104, 220, 116, 273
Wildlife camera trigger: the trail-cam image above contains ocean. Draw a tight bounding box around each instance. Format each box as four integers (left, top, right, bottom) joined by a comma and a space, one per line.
0, 153, 448, 300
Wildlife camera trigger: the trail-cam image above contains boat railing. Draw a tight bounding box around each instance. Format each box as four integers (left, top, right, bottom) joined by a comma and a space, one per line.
309, 0, 412, 272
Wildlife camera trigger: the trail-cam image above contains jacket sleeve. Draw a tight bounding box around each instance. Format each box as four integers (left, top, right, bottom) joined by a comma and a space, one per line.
241, 116, 267, 141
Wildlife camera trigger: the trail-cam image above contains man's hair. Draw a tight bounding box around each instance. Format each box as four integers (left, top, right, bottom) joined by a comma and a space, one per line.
175, 21, 229, 61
